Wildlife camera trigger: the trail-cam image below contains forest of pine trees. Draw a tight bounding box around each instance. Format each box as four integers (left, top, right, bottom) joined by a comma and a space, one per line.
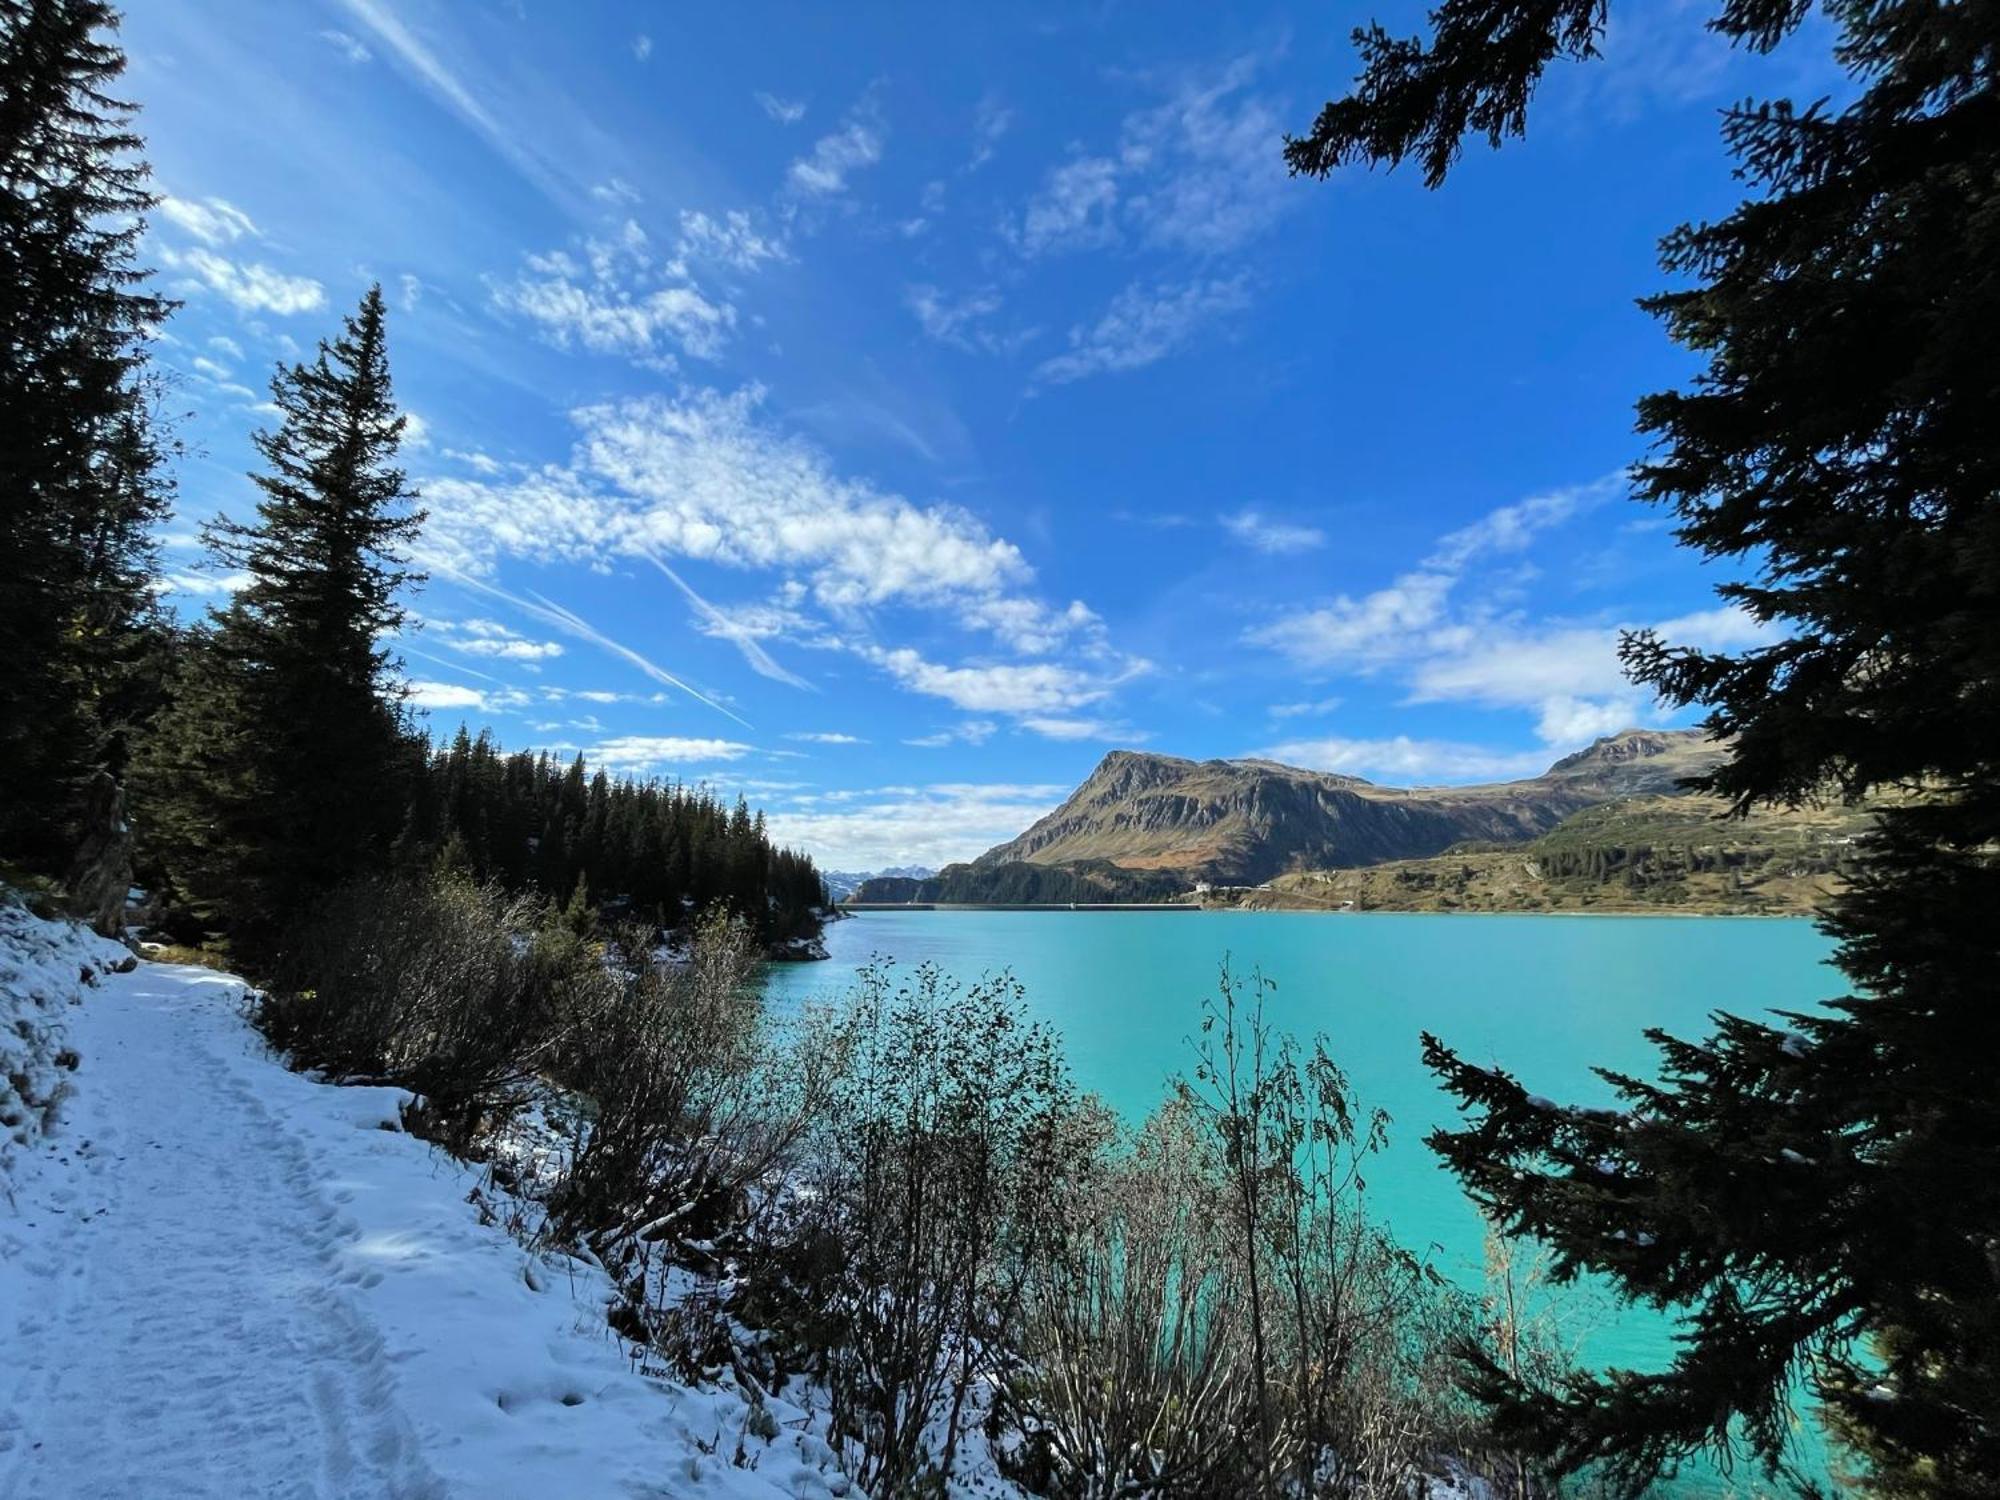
403, 730, 826, 945
1, 0, 825, 963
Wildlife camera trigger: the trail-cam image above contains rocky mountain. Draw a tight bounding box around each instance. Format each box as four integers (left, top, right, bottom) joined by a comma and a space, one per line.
957, 729, 1729, 890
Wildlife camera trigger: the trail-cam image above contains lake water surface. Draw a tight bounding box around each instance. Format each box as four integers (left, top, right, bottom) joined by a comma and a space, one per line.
762, 909, 1846, 1493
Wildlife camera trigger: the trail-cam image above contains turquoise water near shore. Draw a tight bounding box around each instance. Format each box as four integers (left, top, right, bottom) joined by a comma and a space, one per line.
763, 909, 1846, 1494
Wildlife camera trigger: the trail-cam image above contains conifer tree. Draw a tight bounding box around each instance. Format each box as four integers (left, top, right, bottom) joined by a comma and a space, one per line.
0, 0, 174, 863
144, 286, 423, 946
1291, 0, 1998, 1492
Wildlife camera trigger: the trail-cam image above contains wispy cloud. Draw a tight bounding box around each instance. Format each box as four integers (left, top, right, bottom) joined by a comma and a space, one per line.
787, 103, 884, 196
429, 617, 564, 661
904, 284, 1033, 355
1251, 735, 1556, 785
1242, 473, 1772, 748
1011, 53, 1291, 260
159, 246, 325, 316
1221, 509, 1325, 555
157, 194, 257, 246
677, 209, 787, 272
630, 33, 653, 62
1033, 276, 1249, 387
318, 29, 371, 64
755, 91, 808, 125
1018, 716, 1149, 743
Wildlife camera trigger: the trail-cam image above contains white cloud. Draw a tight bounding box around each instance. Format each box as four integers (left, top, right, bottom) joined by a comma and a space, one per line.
416, 388, 1141, 724
431, 617, 564, 661
904, 720, 997, 749
590, 177, 642, 207
491, 224, 733, 366
630, 33, 653, 61
1253, 735, 1556, 785
159, 246, 325, 316
1269, 697, 1342, 719
1016, 156, 1121, 256
967, 95, 1012, 172
1034, 276, 1249, 386
151, 570, 250, 598
755, 91, 807, 125
409, 680, 491, 711
1119, 55, 1292, 256
318, 29, 371, 64
1248, 477, 1621, 674
786, 731, 865, 745
591, 736, 755, 772
787, 107, 884, 196
1018, 716, 1148, 743
765, 782, 1069, 869
1221, 509, 1325, 555
903, 283, 1033, 356
424, 387, 1033, 618
868, 647, 1130, 715
157, 194, 257, 246
677, 209, 786, 271
1243, 474, 1781, 749
443, 447, 503, 476
1011, 53, 1290, 260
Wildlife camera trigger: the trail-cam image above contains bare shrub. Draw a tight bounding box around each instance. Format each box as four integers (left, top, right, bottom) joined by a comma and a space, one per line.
1011, 958, 1492, 1499
767, 960, 1086, 1495
257, 873, 599, 1146
1014, 1095, 1268, 1496
544, 910, 841, 1264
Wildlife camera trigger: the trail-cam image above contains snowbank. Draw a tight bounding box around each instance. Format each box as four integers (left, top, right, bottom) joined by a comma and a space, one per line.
0, 898, 131, 1183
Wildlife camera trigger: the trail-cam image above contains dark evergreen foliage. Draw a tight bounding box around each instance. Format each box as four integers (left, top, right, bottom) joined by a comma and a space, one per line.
0, 0, 175, 863
1293, 0, 1999, 1493
139, 287, 424, 949
404, 727, 825, 946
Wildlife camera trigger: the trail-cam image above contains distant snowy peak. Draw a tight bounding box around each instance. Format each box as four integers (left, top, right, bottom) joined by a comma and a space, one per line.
820, 866, 937, 900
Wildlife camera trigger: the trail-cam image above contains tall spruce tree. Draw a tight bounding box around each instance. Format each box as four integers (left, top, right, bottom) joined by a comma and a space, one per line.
145, 286, 423, 946
0, 0, 174, 863
1289, 1, 1998, 1493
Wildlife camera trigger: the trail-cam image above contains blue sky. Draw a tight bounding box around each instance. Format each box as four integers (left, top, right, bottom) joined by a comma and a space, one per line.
125, 0, 1825, 870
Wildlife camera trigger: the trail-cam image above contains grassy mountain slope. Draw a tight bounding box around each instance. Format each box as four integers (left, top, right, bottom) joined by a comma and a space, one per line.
1210, 792, 1875, 915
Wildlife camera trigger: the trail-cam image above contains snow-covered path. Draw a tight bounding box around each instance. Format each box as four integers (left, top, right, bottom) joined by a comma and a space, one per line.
0, 930, 857, 1500
0, 965, 442, 1499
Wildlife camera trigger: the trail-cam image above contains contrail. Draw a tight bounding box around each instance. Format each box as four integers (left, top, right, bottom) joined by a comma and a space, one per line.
435, 565, 754, 730
644, 552, 814, 692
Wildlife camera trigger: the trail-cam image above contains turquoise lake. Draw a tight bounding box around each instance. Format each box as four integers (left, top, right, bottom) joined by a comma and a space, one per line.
763, 909, 1847, 1495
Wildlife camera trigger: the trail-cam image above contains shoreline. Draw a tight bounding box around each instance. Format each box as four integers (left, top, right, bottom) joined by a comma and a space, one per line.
838, 903, 1820, 921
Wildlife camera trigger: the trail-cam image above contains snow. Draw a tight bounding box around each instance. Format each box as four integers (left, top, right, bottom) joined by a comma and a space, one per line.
0, 904, 866, 1499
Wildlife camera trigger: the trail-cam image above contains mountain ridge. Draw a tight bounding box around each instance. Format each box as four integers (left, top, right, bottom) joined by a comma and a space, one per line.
954, 728, 1727, 889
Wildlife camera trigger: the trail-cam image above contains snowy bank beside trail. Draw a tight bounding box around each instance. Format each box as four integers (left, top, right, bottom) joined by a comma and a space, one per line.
0, 898, 130, 1183
0, 905, 862, 1499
